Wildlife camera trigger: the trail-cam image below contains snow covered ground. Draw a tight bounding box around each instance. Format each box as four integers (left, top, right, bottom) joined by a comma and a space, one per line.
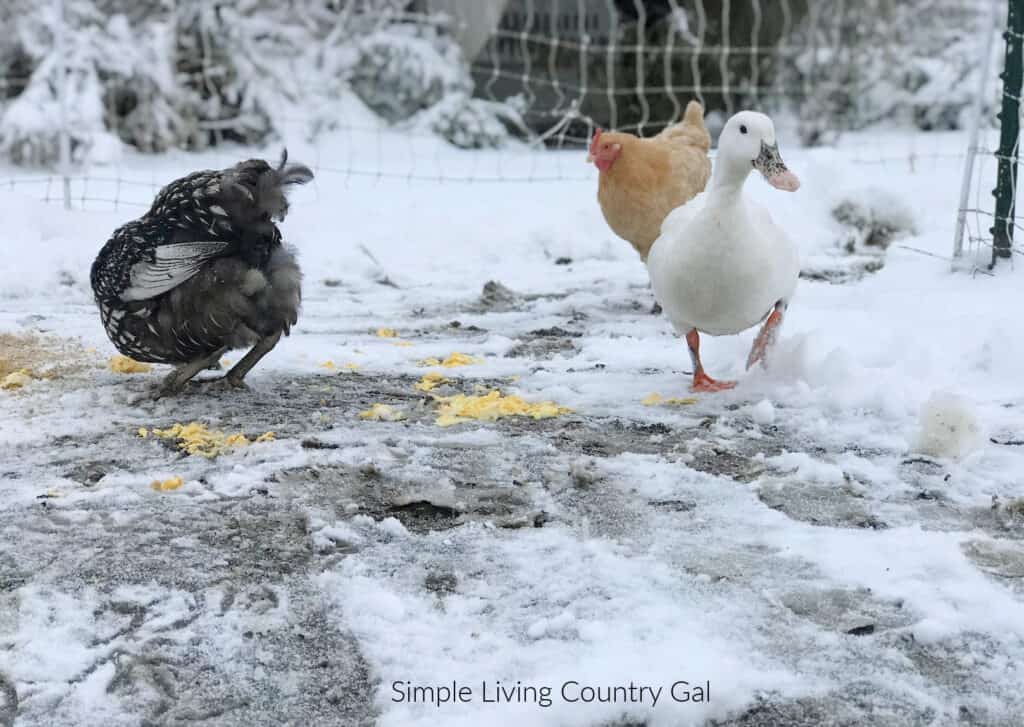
1, 123, 1023, 727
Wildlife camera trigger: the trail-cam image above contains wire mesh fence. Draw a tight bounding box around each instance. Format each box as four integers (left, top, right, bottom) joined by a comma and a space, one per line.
0, 0, 999, 212
954, 0, 1022, 271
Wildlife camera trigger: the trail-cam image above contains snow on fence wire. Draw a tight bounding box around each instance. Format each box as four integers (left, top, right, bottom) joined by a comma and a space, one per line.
0, 0, 994, 211
954, 0, 1023, 271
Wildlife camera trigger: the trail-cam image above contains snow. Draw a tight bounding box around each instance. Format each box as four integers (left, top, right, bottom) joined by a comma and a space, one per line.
912, 391, 984, 460
1, 125, 1023, 726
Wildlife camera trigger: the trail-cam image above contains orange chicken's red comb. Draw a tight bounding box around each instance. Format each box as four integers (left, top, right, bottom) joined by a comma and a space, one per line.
589, 128, 603, 157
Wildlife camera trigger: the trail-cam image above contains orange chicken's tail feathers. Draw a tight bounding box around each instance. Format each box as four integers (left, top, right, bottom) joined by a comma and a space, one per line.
657, 100, 711, 152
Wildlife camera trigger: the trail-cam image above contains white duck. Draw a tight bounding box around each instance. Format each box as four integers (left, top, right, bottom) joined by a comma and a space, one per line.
646, 111, 800, 392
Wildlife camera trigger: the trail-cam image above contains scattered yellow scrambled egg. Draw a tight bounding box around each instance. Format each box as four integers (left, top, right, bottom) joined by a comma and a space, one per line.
415, 372, 449, 391
376, 328, 399, 338
418, 352, 482, 368
434, 390, 571, 427
320, 360, 337, 370
642, 393, 699, 406
151, 476, 184, 491
221, 358, 232, 367
109, 355, 153, 374
1, 369, 33, 390
358, 403, 407, 421
344, 363, 362, 370
145, 422, 276, 458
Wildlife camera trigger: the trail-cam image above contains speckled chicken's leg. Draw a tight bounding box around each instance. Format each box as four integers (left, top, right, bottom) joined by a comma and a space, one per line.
223, 332, 283, 388
746, 300, 787, 370
156, 346, 229, 399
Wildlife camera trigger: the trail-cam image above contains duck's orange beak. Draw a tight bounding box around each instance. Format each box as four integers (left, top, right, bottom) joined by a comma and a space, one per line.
754, 141, 800, 192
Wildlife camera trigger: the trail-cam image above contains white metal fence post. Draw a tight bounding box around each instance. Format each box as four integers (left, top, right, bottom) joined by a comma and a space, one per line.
953, 0, 999, 264
54, 0, 72, 210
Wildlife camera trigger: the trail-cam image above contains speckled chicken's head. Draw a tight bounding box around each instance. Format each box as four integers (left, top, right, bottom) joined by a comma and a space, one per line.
717, 112, 799, 192
586, 128, 623, 172
223, 149, 314, 224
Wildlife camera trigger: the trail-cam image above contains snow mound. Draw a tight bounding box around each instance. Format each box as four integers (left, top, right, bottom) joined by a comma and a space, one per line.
912, 391, 982, 460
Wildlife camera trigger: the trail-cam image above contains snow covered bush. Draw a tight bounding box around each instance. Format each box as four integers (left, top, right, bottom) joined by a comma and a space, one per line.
0, 0, 192, 162
420, 94, 524, 149
832, 191, 917, 253
349, 27, 463, 123
787, 0, 993, 144
0, 1, 114, 164
348, 23, 522, 148
0, 0, 521, 165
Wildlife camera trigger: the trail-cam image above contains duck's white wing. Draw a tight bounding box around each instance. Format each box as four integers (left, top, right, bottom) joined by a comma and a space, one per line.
659, 190, 707, 237
744, 199, 801, 304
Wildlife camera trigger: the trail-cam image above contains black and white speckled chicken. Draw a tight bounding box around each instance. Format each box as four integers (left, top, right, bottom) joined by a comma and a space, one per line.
91, 151, 313, 397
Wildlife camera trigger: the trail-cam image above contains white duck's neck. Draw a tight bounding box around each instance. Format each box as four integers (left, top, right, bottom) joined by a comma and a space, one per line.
707, 155, 752, 205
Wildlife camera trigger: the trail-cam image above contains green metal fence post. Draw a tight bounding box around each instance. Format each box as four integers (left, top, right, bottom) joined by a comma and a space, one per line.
991, 0, 1024, 266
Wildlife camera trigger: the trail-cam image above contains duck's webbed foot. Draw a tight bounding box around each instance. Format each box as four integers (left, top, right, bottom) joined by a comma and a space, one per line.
692, 371, 737, 392
686, 329, 736, 393
746, 301, 787, 370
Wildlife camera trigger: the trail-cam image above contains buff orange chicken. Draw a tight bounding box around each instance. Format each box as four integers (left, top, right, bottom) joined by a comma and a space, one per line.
588, 100, 712, 260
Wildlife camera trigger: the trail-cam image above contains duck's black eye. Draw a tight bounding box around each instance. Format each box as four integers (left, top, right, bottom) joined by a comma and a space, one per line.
740, 125, 748, 134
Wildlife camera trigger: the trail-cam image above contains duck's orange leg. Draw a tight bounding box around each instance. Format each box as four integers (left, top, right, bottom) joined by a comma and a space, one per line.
746, 301, 787, 370
686, 329, 736, 392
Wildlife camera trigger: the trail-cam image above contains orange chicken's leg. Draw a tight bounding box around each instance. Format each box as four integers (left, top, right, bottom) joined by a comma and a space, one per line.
686, 329, 736, 392
746, 301, 787, 370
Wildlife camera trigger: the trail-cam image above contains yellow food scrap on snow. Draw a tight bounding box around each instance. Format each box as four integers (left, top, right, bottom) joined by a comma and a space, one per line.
109, 355, 153, 374
45, 489, 64, 498
221, 358, 232, 367
415, 372, 449, 392
358, 403, 407, 422
376, 328, 399, 338
151, 476, 184, 492
344, 363, 362, 371
255, 432, 276, 443
138, 427, 149, 438
149, 422, 275, 458
1, 369, 33, 390
418, 352, 482, 368
642, 393, 698, 406
320, 360, 337, 370
434, 390, 571, 427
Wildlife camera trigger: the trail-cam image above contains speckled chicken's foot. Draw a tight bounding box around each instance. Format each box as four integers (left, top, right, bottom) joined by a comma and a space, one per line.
224, 332, 283, 388
154, 347, 228, 400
